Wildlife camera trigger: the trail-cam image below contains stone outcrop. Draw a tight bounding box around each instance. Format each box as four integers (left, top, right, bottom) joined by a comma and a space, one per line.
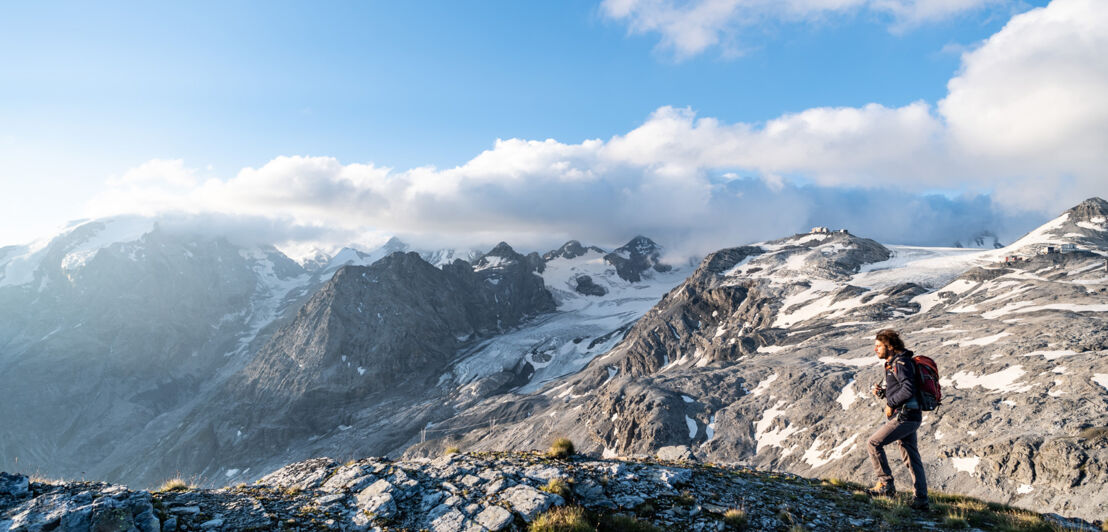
5, 453, 1099, 531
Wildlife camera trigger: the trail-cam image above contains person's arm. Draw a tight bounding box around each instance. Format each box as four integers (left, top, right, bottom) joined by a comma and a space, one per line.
885, 357, 916, 408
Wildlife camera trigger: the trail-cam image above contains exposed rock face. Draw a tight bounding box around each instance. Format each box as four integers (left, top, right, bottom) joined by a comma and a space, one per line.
573, 275, 607, 296
604, 236, 673, 282
0, 217, 318, 486
542, 240, 606, 261
133, 248, 556, 485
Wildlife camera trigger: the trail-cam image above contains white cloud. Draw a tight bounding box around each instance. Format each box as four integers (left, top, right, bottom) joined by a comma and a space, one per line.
603, 0, 1008, 58
939, 0, 1108, 209
84, 0, 1103, 256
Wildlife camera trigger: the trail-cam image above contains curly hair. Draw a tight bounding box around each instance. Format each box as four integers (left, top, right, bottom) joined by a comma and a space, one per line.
875, 329, 906, 352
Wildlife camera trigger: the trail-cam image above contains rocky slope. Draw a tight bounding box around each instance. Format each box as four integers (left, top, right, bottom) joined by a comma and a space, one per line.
112, 237, 685, 488
3, 452, 1101, 531
401, 199, 1108, 522
0, 217, 319, 484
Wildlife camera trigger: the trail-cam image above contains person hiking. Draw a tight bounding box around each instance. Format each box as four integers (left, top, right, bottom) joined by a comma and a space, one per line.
867, 328, 929, 510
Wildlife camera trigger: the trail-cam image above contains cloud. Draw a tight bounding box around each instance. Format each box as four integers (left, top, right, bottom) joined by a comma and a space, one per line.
602, 0, 1009, 58
85, 0, 1102, 258
939, 0, 1108, 209
106, 158, 199, 187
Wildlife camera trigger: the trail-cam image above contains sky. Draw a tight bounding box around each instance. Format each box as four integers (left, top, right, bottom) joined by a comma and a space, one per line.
2, 0, 1104, 258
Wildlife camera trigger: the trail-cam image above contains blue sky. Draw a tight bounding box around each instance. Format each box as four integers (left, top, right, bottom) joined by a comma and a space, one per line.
3, 0, 1103, 255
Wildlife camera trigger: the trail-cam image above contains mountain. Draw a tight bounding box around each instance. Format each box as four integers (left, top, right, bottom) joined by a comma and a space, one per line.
112, 237, 690, 487
0, 217, 319, 483
398, 199, 1108, 522
4, 201, 1106, 521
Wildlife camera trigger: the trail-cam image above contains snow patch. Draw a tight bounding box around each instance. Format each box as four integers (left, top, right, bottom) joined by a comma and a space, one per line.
952, 456, 979, 474
750, 373, 779, 397
944, 366, 1032, 393
819, 356, 880, 367
1093, 374, 1108, 392
957, 332, 1012, 347
754, 401, 803, 454
836, 379, 861, 410
686, 416, 698, 439
802, 434, 858, 469
1017, 484, 1034, 494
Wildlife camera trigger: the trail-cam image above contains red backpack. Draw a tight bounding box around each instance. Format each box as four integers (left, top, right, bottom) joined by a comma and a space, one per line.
913, 355, 942, 411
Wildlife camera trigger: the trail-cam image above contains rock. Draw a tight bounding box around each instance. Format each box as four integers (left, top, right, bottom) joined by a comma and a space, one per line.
474, 505, 514, 531
421, 490, 446, 512
359, 492, 397, 519
162, 516, 178, 531
356, 479, 394, 504
574, 275, 608, 296
430, 508, 468, 532
0, 473, 29, 499
484, 478, 508, 496
200, 517, 224, 529
653, 467, 693, 489
134, 509, 160, 532
499, 484, 560, 522
321, 464, 370, 492
258, 457, 337, 490
316, 493, 346, 505
523, 465, 562, 482
657, 445, 696, 462
572, 479, 605, 503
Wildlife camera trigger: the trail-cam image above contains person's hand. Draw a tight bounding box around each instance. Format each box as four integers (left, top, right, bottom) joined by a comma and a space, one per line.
872, 383, 885, 398
884, 405, 894, 418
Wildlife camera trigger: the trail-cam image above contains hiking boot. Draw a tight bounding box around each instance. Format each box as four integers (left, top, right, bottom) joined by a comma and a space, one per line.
910, 498, 930, 511
866, 483, 895, 497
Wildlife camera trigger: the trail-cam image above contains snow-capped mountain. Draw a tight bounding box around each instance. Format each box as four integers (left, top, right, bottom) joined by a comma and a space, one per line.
4, 201, 1106, 521
0, 216, 318, 482
397, 198, 1108, 522
107, 236, 690, 488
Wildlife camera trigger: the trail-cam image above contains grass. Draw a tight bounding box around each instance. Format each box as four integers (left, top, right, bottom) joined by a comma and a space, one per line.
542, 478, 572, 499
548, 438, 575, 459
723, 508, 747, 530
529, 506, 592, 532
444, 446, 461, 455
529, 507, 664, 532
673, 490, 695, 507
156, 478, 193, 492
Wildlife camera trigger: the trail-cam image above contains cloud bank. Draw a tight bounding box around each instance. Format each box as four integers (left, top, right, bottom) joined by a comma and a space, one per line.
86, 0, 1103, 258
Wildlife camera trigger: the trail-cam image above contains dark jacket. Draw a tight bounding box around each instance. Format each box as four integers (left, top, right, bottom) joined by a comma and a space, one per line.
885, 350, 921, 418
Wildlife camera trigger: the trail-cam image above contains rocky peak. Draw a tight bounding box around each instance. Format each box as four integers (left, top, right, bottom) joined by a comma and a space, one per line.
543, 240, 606, 261
381, 236, 410, 254
616, 235, 660, 256
1067, 196, 1108, 223
604, 236, 673, 283
474, 242, 523, 271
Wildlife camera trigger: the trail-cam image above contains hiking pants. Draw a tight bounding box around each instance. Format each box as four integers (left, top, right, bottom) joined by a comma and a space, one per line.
867, 416, 927, 499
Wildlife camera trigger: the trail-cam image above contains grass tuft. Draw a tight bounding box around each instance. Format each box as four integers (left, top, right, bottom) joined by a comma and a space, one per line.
156, 478, 192, 492
529, 505, 593, 532
444, 446, 461, 455
548, 438, 575, 459
723, 508, 748, 530
542, 478, 572, 499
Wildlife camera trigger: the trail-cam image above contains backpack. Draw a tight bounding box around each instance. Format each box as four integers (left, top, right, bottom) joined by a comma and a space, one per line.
912, 354, 942, 411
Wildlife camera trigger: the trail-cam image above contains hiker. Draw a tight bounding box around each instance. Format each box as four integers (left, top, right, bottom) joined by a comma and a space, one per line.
867, 329, 929, 510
